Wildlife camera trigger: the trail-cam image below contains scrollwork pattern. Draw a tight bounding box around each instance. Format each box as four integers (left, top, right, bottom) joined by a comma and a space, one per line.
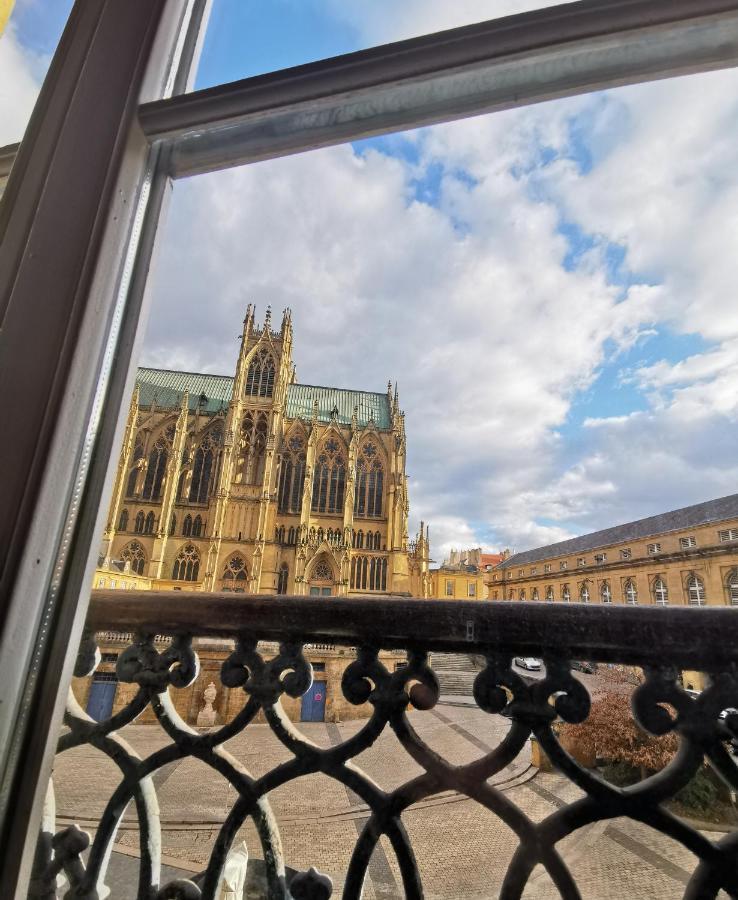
34, 626, 738, 900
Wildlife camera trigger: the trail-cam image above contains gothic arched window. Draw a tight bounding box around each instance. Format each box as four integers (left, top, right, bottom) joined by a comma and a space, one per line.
601, 581, 612, 603
355, 443, 383, 518
189, 427, 223, 503
350, 555, 387, 590
182, 514, 193, 537
221, 555, 247, 592
126, 439, 144, 497
687, 574, 705, 605
118, 509, 129, 531
144, 511, 155, 534
245, 348, 276, 398
121, 540, 146, 575
288, 526, 296, 545
192, 515, 203, 537
653, 577, 668, 605
579, 583, 590, 603
142, 437, 168, 501
562, 584, 571, 602
134, 511, 145, 534
356, 529, 364, 549
278, 434, 306, 514
624, 579, 638, 604
277, 564, 289, 595
373, 531, 381, 550
546, 586, 554, 601
727, 570, 738, 606
312, 439, 345, 514
173, 544, 200, 581
239, 412, 268, 485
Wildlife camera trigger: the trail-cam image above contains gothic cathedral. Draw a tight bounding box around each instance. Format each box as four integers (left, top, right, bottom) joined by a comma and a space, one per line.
101, 306, 429, 597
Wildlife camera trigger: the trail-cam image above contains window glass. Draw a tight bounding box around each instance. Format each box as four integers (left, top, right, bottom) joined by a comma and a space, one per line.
195, 1, 571, 90
1, 2, 74, 145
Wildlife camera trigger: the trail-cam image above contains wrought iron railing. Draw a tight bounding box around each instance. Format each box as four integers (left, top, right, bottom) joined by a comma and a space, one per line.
33, 593, 738, 899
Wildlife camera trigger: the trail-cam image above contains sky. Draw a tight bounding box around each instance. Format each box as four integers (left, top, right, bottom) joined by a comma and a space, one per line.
3, 1, 738, 560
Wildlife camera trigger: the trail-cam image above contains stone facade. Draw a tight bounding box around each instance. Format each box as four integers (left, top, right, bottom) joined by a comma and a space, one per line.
100, 306, 430, 599
81, 306, 428, 723
490, 494, 738, 689
72, 637, 405, 725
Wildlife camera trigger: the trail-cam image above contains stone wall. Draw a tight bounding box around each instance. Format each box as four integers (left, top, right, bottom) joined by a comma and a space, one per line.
71, 639, 404, 725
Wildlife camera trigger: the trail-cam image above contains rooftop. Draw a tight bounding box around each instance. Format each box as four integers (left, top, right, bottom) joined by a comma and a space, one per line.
499, 493, 738, 569
135, 368, 391, 428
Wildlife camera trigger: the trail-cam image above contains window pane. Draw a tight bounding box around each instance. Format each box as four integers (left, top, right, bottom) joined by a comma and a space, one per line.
195, 1, 571, 90
1, 2, 74, 146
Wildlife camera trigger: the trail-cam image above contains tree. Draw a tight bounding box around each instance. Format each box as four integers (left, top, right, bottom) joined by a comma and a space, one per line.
559, 667, 678, 772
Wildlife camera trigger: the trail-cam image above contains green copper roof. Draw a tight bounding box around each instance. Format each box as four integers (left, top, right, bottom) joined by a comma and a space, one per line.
136, 368, 391, 428
137, 368, 233, 414
285, 383, 390, 429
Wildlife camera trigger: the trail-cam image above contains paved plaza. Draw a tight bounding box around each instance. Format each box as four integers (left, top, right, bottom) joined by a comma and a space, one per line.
52, 701, 726, 899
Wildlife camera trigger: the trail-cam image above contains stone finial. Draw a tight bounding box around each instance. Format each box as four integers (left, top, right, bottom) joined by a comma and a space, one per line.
264, 305, 272, 328
196, 682, 218, 727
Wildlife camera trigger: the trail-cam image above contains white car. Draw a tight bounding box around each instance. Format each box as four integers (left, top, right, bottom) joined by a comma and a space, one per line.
514, 657, 542, 671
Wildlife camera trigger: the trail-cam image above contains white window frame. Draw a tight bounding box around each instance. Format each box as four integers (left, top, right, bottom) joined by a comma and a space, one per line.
719, 528, 738, 542
601, 582, 612, 604
687, 575, 706, 606
620, 548, 632, 560
679, 536, 696, 549
624, 579, 638, 605
3, 2, 736, 892
653, 577, 669, 605
647, 543, 661, 555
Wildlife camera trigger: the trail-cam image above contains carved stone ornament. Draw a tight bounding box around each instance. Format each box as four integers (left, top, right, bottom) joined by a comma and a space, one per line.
196, 681, 218, 727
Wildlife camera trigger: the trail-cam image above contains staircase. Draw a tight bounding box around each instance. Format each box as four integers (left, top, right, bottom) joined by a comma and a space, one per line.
430, 652, 482, 696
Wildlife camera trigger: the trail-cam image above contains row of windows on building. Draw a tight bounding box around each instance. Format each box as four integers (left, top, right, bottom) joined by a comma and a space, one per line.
113, 538, 390, 593
497, 531, 738, 581
126, 427, 386, 518
278, 440, 385, 517
118, 509, 206, 537
493, 572, 738, 605
445, 580, 477, 597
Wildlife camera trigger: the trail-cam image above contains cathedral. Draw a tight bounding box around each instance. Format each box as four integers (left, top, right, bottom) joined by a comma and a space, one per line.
100, 306, 430, 598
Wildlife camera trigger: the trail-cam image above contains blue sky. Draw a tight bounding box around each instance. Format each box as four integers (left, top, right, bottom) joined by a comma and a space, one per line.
5, 1, 738, 557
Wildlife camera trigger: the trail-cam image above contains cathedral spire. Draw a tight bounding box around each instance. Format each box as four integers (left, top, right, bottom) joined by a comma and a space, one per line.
243, 303, 254, 327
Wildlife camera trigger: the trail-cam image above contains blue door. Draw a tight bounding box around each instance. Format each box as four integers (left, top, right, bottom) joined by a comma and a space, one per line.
87, 677, 117, 721
300, 680, 327, 722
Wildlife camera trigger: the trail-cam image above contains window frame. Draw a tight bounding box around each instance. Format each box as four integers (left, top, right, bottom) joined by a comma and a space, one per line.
2, 1, 736, 892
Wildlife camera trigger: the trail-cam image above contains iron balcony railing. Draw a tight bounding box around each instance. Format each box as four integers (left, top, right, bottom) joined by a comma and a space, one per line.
33, 593, 738, 899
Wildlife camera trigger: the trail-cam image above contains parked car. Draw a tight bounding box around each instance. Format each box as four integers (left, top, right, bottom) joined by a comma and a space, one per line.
514, 657, 542, 671
571, 660, 596, 674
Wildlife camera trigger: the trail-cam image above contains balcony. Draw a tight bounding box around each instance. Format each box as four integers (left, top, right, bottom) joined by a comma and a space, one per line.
32, 594, 738, 899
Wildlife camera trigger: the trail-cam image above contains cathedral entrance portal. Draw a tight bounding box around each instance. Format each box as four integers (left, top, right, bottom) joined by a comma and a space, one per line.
308, 558, 334, 597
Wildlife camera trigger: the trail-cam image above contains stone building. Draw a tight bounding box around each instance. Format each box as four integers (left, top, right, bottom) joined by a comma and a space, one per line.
101, 305, 428, 598
491, 494, 738, 688
81, 306, 430, 724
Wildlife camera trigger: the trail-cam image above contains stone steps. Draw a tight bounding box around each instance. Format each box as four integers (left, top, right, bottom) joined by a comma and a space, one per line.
430, 651, 482, 697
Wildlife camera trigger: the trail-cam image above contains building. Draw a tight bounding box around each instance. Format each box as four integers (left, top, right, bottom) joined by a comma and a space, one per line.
81, 306, 426, 724
430, 561, 487, 601
492, 494, 738, 688
101, 305, 426, 599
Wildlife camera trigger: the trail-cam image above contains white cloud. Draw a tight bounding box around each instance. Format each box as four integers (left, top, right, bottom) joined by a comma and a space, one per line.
0, 25, 43, 145
143, 10, 738, 555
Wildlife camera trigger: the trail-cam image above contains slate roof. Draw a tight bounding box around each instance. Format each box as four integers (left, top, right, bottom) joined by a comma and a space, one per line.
499, 493, 738, 569
135, 368, 391, 428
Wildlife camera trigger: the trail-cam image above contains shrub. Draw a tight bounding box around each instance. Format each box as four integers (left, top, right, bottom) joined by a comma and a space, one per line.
601, 760, 640, 787
675, 768, 719, 813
